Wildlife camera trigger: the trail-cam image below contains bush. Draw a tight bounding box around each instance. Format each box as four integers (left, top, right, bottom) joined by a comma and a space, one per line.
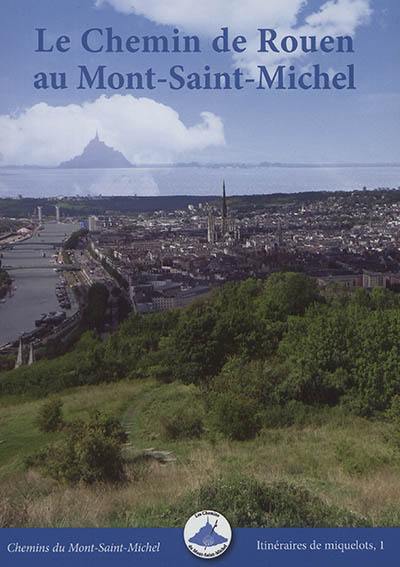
212, 393, 262, 440
163, 410, 204, 440
263, 401, 317, 428
27, 412, 128, 484
36, 399, 64, 432
211, 357, 281, 406
143, 476, 368, 528
386, 395, 400, 423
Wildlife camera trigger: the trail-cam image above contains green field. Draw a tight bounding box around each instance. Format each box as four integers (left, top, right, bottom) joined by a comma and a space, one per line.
1, 379, 400, 528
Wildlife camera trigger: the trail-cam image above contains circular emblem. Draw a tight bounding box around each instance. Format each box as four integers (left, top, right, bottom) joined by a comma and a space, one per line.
183, 510, 232, 559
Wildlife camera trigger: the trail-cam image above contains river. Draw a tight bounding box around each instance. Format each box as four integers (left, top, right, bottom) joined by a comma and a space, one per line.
0, 166, 399, 197
0, 223, 79, 346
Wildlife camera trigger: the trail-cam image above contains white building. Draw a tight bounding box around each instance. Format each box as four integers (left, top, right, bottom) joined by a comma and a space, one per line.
88, 216, 99, 232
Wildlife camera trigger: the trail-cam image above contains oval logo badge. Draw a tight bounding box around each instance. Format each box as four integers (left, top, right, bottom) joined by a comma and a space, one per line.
184, 510, 232, 559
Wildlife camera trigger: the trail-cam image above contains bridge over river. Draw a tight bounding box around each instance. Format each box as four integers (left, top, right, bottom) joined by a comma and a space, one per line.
0, 222, 80, 346
14, 241, 61, 247
2, 242, 61, 251
4, 264, 81, 272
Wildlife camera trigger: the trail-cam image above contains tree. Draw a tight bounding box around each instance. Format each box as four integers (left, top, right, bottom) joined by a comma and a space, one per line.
84, 283, 110, 332
257, 272, 321, 321
168, 302, 221, 383
63, 228, 88, 250
279, 299, 400, 414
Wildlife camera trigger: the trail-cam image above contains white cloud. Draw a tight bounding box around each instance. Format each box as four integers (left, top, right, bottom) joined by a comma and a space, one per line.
0, 95, 225, 166
95, 0, 306, 30
96, 0, 372, 72
96, 0, 371, 34
305, 0, 372, 33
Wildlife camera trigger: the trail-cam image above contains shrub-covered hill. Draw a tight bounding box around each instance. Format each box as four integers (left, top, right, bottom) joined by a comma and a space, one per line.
1, 272, 400, 528
2, 272, 400, 418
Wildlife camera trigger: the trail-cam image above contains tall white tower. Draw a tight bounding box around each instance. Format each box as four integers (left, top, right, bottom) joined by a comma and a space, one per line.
15, 339, 23, 369
37, 206, 43, 224
55, 205, 61, 223
28, 343, 35, 366
207, 212, 216, 244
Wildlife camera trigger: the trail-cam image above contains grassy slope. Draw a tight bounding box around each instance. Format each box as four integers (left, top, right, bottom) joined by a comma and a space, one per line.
0, 379, 400, 527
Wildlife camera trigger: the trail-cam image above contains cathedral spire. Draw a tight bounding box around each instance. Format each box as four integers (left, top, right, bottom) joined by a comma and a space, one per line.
222, 180, 227, 218
221, 179, 229, 238
222, 180, 228, 235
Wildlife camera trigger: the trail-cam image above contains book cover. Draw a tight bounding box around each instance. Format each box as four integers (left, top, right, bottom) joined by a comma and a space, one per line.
0, 1, 399, 566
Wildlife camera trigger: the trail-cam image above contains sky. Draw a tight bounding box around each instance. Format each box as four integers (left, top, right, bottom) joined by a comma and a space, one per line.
0, 0, 399, 166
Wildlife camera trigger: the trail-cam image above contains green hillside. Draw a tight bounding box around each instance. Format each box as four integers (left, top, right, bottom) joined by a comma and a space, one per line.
1, 273, 400, 528
1, 379, 400, 527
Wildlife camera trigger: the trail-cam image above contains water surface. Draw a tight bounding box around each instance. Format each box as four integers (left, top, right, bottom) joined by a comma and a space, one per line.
0, 223, 79, 346
0, 166, 399, 197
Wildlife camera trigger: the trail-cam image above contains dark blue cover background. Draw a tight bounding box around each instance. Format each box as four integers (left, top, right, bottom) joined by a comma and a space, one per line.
0, 529, 398, 566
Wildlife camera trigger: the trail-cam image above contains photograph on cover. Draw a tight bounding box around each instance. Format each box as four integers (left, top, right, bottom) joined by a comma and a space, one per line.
0, 0, 399, 532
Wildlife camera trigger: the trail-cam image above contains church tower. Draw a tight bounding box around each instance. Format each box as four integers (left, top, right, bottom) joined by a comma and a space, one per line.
208, 211, 216, 244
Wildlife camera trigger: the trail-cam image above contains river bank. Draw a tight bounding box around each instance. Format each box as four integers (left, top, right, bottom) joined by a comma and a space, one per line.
0, 222, 79, 346
0, 269, 12, 300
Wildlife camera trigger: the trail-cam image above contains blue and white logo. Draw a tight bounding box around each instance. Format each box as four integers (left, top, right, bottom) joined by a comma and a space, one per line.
184, 510, 232, 559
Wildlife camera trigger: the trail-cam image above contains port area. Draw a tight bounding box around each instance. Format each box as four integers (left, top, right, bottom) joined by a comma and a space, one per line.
0, 229, 35, 248
0, 225, 84, 359
0, 267, 84, 359
36, 271, 76, 328
0, 304, 81, 353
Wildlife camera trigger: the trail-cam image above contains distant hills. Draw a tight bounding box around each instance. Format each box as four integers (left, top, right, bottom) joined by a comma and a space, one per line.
1, 139, 400, 171
59, 133, 133, 169
3, 188, 400, 219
